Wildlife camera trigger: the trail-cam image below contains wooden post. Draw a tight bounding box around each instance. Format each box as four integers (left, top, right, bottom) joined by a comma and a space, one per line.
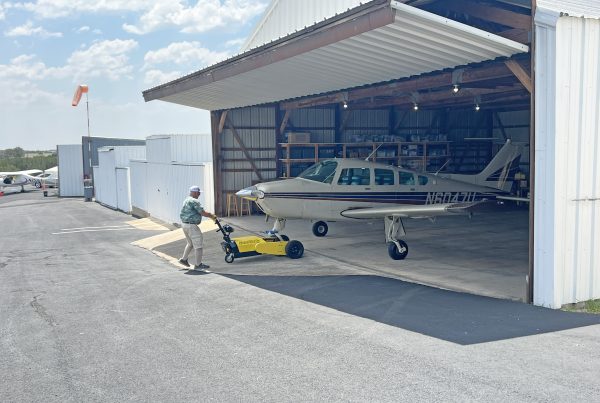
211, 111, 223, 216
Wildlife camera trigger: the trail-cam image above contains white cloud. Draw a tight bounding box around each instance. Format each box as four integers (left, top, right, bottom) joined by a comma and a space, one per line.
77, 25, 90, 33
225, 37, 245, 48
0, 39, 138, 82
5, 21, 63, 38
123, 0, 268, 35
12, 0, 151, 18
0, 4, 6, 20
0, 79, 66, 106
143, 41, 230, 70
66, 39, 138, 81
143, 69, 182, 86
93, 28, 102, 35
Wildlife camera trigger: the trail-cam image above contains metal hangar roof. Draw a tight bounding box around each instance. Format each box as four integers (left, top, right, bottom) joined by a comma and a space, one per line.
143, 0, 529, 111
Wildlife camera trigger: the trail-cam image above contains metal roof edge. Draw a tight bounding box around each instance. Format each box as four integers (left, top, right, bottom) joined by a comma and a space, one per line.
142, 0, 391, 102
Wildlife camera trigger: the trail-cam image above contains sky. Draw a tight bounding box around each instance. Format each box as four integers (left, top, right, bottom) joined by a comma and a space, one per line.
0, 0, 270, 150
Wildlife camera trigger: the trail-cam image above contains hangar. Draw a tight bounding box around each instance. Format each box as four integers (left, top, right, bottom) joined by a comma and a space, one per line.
143, 0, 600, 308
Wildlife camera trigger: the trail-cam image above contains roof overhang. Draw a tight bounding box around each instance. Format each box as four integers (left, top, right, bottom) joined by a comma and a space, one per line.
143, 0, 529, 111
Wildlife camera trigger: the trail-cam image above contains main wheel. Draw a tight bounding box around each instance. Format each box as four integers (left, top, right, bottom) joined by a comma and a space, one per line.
34, 180, 42, 188
312, 221, 328, 237
285, 240, 304, 259
225, 253, 235, 263
387, 240, 408, 260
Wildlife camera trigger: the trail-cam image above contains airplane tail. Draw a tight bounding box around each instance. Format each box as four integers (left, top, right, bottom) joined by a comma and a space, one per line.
444, 140, 524, 192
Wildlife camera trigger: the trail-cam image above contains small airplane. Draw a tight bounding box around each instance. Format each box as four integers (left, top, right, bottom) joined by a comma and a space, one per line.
237, 140, 527, 260
0, 169, 43, 193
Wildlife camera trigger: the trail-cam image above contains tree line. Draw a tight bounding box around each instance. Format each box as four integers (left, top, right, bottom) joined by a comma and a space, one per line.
0, 147, 57, 172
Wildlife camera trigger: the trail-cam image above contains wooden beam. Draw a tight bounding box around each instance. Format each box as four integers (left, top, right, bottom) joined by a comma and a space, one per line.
210, 111, 223, 215
447, 0, 531, 30
226, 117, 264, 181
505, 60, 532, 93
497, 28, 530, 44
218, 110, 228, 134
279, 109, 291, 134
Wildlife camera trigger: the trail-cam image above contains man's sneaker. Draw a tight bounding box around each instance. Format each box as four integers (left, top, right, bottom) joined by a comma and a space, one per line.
193, 263, 210, 271
178, 258, 190, 267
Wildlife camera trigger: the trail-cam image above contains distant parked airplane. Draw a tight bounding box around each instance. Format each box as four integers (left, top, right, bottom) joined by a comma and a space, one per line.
237, 140, 527, 260
0, 169, 43, 193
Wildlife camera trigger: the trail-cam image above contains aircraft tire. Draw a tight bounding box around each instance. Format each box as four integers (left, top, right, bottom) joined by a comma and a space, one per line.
34, 180, 42, 188
285, 240, 304, 259
387, 241, 408, 260
312, 221, 328, 237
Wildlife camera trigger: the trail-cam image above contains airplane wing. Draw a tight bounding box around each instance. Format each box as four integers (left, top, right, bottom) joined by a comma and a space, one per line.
340, 201, 483, 219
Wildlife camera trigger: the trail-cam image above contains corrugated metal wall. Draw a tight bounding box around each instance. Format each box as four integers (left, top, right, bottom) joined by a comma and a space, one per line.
130, 161, 148, 214
288, 108, 335, 143
534, 13, 600, 307
116, 167, 131, 213
242, 0, 365, 51
57, 144, 84, 197
169, 134, 213, 162
221, 107, 277, 208
143, 162, 214, 225
82, 137, 145, 180
146, 136, 171, 163
343, 109, 390, 142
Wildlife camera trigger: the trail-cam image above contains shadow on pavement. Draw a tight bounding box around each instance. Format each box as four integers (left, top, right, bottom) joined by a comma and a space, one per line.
221, 273, 600, 345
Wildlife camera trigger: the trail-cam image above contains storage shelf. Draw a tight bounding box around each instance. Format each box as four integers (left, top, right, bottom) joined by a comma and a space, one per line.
280, 141, 451, 177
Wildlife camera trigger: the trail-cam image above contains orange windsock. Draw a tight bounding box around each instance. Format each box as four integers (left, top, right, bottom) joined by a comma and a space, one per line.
71, 84, 89, 106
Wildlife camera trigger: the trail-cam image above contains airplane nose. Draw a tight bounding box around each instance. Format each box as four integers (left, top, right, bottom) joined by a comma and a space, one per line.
236, 186, 264, 200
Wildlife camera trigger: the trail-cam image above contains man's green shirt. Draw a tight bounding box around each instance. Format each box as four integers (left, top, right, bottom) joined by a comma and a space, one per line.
180, 196, 204, 224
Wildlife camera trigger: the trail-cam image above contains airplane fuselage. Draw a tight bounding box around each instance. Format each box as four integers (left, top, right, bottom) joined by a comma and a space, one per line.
248, 159, 507, 221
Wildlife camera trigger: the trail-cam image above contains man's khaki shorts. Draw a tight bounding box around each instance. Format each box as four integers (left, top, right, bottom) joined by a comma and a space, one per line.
182, 223, 203, 249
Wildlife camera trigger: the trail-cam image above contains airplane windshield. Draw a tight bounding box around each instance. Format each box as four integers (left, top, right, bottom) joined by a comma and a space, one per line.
298, 161, 338, 183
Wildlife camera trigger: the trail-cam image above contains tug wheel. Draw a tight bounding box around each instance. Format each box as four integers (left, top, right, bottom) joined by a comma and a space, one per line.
312, 221, 328, 237
285, 240, 304, 259
280, 235, 290, 241
387, 241, 408, 260
225, 253, 235, 264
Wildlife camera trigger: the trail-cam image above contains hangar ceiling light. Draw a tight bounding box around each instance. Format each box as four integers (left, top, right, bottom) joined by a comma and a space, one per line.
143, 1, 529, 111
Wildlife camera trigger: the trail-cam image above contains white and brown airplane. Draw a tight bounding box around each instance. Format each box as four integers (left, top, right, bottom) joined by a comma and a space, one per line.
237, 140, 527, 260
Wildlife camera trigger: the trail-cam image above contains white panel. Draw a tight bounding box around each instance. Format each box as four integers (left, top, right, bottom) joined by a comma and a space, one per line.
242, 0, 364, 51
116, 168, 131, 213
130, 161, 148, 212
94, 149, 118, 209
57, 144, 84, 197
169, 134, 213, 162
114, 146, 146, 167
538, 0, 600, 19
146, 136, 172, 163
154, 3, 528, 111
534, 12, 600, 308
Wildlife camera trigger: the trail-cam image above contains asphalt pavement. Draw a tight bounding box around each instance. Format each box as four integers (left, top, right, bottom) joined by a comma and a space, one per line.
1, 190, 600, 402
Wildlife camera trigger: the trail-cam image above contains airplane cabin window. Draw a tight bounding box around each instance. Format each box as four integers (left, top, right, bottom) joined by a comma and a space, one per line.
298, 160, 338, 183
375, 169, 394, 185
399, 171, 416, 185
418, 175, 428, 185
338, 168, 370, 185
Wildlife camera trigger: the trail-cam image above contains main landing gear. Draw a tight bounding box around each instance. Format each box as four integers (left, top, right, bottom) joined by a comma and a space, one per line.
385, 216, 409, 260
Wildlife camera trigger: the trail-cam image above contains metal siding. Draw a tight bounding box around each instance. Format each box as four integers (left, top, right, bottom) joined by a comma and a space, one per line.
158, 4, 528, 110
130, 161, 148, 212
95, 149, 117, 208
538, 0, 600, 19
57, 144, 84, 197
170, 134, 213, 162
116, 167, 131, 213
114, 146, 146, 167
146, 136, 172, 163
243, 0, 365, 51
82, 137, 145, 179
534, 13, 600, 308
143, 162, 210, 225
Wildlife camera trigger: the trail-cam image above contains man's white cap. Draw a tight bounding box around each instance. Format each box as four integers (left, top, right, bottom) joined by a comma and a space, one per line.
189, 185, 201, 192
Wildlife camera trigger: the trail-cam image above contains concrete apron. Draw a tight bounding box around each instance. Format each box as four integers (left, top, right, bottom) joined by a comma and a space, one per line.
138, 209, 529, 302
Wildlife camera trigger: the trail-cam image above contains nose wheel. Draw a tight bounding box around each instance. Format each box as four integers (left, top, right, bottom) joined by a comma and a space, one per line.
387, 240, 408, 260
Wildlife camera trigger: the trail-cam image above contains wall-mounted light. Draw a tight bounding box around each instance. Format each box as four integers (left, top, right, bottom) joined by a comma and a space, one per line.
475, 104, 480, 111
452, 84, 460, 94
474, 95, 481, 112
413, 103, 419, 111
343, 100, 348, 109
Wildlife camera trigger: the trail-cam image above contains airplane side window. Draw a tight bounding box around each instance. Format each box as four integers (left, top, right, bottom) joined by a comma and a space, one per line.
375, 169, 394, 185
338, 168, 370, 185
418, 175, 428, 185
399, 172, 415, 185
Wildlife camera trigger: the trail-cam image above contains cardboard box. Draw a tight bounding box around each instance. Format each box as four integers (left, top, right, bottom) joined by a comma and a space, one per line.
287, 132, 311, 143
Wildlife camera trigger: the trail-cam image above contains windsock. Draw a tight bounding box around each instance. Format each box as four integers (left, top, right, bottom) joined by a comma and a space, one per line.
72, 84, 89, 106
